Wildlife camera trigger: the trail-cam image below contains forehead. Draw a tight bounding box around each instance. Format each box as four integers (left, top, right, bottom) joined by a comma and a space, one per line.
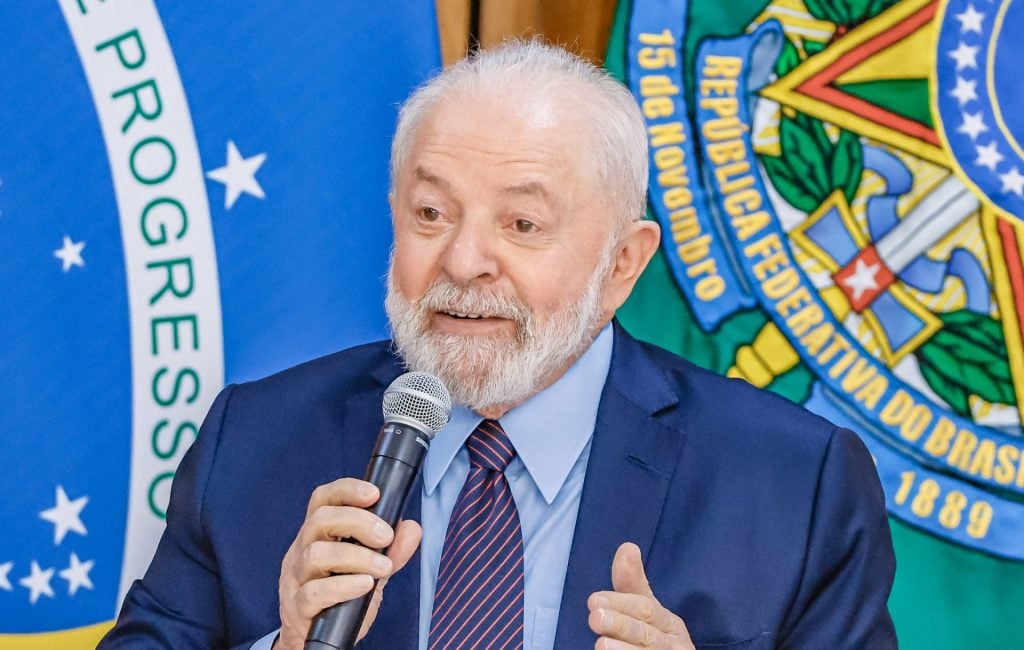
403, 86, 602, 189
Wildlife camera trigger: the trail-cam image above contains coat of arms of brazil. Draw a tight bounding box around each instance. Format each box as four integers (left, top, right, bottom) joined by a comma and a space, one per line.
624, 0, 1024, 559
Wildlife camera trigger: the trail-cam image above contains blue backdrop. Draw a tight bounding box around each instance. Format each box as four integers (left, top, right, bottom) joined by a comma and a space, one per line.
0, 1, 439, 641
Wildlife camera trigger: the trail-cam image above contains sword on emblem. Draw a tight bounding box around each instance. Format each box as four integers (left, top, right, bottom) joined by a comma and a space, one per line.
732, 169, 989, 385
831, 176, 979, 312
797, 172, 990, 366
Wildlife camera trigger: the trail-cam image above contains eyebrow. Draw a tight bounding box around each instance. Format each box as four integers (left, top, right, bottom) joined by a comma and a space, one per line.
413, 166, 452, 191
499, 181, 552, 201
413, 166, 554, 204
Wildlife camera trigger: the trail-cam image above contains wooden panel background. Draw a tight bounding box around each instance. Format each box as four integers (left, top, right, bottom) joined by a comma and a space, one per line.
435, 0, 620, 66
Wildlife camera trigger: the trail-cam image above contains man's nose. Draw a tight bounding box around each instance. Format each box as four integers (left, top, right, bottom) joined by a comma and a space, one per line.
441, 218, 499, 285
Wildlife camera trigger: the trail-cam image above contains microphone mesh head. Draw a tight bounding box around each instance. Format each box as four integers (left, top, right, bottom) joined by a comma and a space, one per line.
382, 372, 452, 435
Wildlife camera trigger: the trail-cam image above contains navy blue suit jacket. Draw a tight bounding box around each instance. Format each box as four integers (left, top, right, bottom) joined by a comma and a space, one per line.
101, 323, 897, 648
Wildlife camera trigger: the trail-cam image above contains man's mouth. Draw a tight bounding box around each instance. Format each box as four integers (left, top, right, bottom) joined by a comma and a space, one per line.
429, 308, 518, 336
442, 310, 486, 319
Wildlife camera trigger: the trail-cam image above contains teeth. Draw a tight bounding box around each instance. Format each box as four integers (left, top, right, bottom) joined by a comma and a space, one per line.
445, 311, 483, 319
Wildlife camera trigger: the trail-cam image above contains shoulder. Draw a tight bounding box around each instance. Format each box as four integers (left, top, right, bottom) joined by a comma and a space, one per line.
610, 327, 870, 503
186, 338, 401, 540
619, 330, 838, 450
191, 339, 401, 485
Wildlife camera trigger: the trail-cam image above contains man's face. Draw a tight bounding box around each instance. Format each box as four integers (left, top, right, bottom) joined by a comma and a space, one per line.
386, 90, 620, 412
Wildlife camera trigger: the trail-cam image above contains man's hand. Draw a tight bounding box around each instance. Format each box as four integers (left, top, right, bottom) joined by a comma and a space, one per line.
275, 478, 422, 650
587, 543, 695, 650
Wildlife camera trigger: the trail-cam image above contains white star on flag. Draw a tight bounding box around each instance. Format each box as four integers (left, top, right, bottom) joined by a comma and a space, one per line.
949, 76, 978, 106
206, 140, 267, 210
957, 111, 988, 140
1000, 167, 1024, 196
39, 485, 88, 545
948, 42, 980, 71
975, 141, 1004, 172
842, 258, 881, 301
19, 561, 54, 604
59, 552, 95, 596
955, 4, 985, 34
0, 561, 12, 591
53, 235, 86, 272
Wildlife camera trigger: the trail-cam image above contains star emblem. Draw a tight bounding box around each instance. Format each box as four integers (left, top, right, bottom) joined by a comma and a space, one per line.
955, 4, 985, 34
18, 561, 54, 604
948, 42, 980, 71
956, 111, 988, 140
0, 561, 12, 591
975, 141, 1004, 172
39, 485, 89, 545
206, 140, 267, 210
949, 76, 978, 106
53, 235, 86, 272
59, 552, 95, 596
999, 167, 1024, 196
841, 258, 881, 301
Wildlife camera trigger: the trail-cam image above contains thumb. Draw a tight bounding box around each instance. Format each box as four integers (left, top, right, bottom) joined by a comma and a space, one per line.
611, 542, 654, 597
387, 519, 423, 571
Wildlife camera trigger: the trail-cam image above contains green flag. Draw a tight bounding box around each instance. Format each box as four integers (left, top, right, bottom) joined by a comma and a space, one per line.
608, 0, 1024, 647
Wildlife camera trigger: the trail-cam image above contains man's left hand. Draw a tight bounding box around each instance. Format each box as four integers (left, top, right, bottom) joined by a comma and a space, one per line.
587, 543, 695, 650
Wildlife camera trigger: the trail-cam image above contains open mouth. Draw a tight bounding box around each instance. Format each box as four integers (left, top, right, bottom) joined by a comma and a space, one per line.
442, 310, 486, 319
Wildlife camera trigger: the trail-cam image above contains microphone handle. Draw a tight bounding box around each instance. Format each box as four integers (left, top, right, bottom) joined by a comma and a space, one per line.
305, 421, 430, 650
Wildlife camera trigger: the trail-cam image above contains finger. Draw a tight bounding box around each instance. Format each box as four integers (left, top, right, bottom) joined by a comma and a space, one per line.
306, 478, 380, 515
385, 519, 423, 574
299, 540, 394, 583
354, 520, 422, 640
595, 639, 641, 650
611, 543, 654, 598
358, 576, 389, 640
301, 505, 395, 548
588, 591, 689, 637
292, 573, 376, 620
589, 606, 658, 646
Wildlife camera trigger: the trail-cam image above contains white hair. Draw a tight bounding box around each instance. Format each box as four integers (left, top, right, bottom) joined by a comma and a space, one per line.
389, 39, 649, 227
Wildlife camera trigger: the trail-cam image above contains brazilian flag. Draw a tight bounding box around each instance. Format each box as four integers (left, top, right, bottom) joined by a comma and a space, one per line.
609, 0, 1024, 647
0, 1, 438, 646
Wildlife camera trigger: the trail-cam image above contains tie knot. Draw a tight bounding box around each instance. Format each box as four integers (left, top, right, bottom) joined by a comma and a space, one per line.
466, 420, 516, 471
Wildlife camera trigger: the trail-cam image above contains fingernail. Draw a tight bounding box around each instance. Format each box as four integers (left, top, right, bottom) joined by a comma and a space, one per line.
373, 554, 392, 572
373, 521, 391, 540
356, 574, 374, 589
592, 595, 609, 609
360, 483, 378, 498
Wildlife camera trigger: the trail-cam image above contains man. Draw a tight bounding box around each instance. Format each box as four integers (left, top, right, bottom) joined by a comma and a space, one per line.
101, 41, 896, 649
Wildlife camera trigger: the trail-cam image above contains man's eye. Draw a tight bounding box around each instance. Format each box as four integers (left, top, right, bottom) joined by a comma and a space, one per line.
420, 207, 441, 221
514, 219, 536, 233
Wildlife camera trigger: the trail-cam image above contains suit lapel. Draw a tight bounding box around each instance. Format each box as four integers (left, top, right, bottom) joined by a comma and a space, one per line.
338, 353, 423, 649
352, 329, 689, 647
554, 323, 686, 648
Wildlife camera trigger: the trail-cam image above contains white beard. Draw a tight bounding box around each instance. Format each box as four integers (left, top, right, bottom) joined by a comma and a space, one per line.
384, 254, 612, 413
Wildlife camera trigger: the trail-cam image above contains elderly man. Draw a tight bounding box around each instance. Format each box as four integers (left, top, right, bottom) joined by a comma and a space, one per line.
101, 42, 896, 649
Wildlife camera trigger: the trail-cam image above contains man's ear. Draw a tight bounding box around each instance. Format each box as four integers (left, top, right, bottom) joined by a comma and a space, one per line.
601, 219, 661, 315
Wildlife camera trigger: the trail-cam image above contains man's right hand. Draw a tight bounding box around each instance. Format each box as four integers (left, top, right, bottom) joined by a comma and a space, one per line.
275, 478, 422, 650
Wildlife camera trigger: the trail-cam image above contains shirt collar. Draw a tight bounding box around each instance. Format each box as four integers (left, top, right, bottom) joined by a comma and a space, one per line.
422, 323, 614, 504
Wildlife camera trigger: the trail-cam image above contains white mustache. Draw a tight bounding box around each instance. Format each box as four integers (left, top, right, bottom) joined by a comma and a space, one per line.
416, 281, 530, 323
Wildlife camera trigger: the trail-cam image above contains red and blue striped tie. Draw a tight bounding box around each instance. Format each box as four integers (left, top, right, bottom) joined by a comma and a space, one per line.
428, 419, 525, 649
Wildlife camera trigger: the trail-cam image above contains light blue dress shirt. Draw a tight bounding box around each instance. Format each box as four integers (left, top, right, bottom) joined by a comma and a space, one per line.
252, 324, 613, 650
419, 323, 613, 649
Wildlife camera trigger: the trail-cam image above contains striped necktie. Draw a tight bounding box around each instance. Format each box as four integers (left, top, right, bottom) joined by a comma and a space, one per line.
428, 419, 525, 649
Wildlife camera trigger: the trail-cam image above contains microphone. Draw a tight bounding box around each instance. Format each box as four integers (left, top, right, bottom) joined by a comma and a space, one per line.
305, 371, 452, 650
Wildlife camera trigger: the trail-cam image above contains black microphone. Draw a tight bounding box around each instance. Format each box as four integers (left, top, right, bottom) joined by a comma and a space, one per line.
305, 371, 452, 650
